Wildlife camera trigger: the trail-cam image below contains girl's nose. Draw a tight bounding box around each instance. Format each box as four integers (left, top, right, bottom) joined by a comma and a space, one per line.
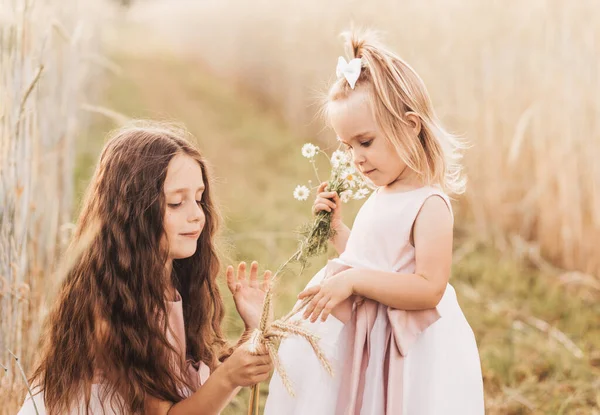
353, 152, 366, 165
189, 203, 204, 222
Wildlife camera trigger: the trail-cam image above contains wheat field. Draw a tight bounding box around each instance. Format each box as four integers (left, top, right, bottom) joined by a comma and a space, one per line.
127, 0, 600, 278
1, 0, 599, 413
0, 0, 113, 411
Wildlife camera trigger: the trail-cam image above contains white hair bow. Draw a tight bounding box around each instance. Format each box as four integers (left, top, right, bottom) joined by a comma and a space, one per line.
336, 56, 362, 89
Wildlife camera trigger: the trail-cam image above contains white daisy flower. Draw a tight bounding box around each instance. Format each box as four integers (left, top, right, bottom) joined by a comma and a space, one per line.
340, 189, 353, 203
293, 185, 310, 201
341, 167, 358, 187
301, 143, 319, 159
344, 173, 357, 188
355, 178, 368, 189
331, 150, 348, 168
353, 188, 370, 200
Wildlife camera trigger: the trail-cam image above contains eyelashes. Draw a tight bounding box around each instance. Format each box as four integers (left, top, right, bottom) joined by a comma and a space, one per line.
344, 139, 374, 150
168, 200, 203, 208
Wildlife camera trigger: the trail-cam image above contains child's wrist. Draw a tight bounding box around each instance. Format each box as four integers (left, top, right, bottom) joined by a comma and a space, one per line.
218, 359, 238, 390
330, 220, 344, 234
346, 269, 360, 295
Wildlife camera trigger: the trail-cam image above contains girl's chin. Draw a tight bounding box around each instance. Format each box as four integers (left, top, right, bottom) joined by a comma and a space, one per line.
368, 177, 384, 187
171, 246, 197, 260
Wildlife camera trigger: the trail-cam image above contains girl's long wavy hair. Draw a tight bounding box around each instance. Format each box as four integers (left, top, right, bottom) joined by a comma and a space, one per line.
324, 29, 467, 195
30, 121, 228, 414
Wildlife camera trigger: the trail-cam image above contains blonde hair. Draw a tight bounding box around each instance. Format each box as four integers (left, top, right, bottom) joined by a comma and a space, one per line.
324, 29, 466, 195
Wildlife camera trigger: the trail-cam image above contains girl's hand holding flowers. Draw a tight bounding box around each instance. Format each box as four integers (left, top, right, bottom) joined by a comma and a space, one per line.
313, 182, 344, 234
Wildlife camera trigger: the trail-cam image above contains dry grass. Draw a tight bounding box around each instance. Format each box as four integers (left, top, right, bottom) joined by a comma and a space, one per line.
123, 0, 600, 280
0, 0, 113, 412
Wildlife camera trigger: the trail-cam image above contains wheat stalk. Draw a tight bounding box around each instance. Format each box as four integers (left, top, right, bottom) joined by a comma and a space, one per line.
247, 290, 332, 414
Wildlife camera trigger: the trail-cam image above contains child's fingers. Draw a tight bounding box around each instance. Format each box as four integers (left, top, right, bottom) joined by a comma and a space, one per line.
226, 266, 236, 292
318, 191, 338, 200
249, 261, 259, 288
302, 292, 323, 320
237, 262, 247, 282
252, 354, 272, 365
317, 182, 328, 192
313, 198, 336, 215
298, 285, 320, 299
252, 361, 273, 375
313, 203, 332, 214
262, 270, 272, 291
309, 296, 330, 323
316, 197, 337, 209
253, 362, 274, 381
320, 301, 333, 322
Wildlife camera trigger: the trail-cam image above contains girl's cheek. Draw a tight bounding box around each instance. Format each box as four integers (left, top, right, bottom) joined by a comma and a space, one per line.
164, 212, 177, 233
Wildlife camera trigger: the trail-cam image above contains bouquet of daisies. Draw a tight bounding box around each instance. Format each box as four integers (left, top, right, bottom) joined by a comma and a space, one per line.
293, 143, 370, 261
246, 142, 370, 415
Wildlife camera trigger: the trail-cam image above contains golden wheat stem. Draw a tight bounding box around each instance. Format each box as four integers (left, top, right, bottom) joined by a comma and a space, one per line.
266, 341, 294, 397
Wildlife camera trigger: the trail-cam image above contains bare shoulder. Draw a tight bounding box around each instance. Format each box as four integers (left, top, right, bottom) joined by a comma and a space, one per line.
413, 195, 453, 243
413, 195, 454, 299
418, 195, 453, 223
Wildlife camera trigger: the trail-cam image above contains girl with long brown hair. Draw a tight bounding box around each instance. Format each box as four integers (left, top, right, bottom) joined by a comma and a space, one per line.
18, 121, 273, 414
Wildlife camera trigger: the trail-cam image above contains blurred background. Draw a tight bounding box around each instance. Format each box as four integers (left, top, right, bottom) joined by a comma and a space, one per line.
1, 0, 599, 413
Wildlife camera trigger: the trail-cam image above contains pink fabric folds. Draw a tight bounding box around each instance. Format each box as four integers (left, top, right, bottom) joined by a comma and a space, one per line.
321, 260, 440, 415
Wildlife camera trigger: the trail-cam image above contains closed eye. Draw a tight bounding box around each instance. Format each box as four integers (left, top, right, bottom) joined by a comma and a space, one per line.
360, 139, 373, 147
168, 197, 204, 209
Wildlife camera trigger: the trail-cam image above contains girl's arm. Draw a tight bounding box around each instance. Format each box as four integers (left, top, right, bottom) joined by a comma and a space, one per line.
301, 196, 453, 320
352, 196, 453, 309
331, 222, 351, 255
146, 365, 238, 415
146, 339, 271, 415
146, 265, 271, 415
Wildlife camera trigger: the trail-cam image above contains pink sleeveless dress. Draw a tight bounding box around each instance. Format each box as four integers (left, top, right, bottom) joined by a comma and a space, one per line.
265, 186, 484, 415
17, 292, 210, 414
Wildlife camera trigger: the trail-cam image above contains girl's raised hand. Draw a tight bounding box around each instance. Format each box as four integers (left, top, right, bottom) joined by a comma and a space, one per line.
226, 261, 272, 330
313, 182, 343, 232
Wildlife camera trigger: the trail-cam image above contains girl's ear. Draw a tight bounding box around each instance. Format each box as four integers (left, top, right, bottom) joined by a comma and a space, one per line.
405, 112, 422, 138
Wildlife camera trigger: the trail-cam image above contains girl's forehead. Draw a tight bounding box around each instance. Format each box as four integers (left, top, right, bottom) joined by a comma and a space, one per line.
329, 91, 376, 140
164, 154, 205, 192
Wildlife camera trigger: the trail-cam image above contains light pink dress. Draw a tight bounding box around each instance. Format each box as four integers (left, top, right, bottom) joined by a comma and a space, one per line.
17, 292, 210, 414
265, 186, 484, 415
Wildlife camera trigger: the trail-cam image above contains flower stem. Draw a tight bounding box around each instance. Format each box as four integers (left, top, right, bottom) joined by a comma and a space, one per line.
272, 248, 302, 282
310, 159, 322, 185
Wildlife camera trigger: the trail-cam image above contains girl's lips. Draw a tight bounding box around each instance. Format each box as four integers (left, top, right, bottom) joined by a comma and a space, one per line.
364, 169, 376, 176
181, 231, 200, 238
